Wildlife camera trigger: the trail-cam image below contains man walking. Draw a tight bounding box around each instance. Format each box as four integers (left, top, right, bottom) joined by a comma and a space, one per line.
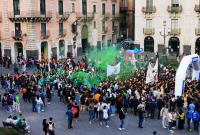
137, 102, 145, 128
66, 106, 73, 129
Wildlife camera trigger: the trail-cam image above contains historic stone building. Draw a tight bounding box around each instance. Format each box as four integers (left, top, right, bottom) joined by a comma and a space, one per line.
0, 0, 120, 62
135, 0, 200, 55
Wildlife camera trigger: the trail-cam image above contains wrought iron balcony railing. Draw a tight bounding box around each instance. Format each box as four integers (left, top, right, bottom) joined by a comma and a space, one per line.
143, 28, 155, 35
142, 6, 156, 14
41, 30, 50, 40
169, 28, 181, 35
167, 5, 182, 13
8, 11, 52, 22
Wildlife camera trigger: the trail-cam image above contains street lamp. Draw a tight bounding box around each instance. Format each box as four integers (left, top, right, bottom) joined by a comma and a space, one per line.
159, 20, 170, 56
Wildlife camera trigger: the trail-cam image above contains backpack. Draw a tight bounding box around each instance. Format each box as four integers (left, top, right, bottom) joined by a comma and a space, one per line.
48, 122, 54, 131
192, 112, 199, 121
73, 107, 78, 114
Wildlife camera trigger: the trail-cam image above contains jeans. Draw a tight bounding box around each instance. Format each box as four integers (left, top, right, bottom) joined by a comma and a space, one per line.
36, 104, 41, 113
162, 116, 168, 128
104, 118, 108, 126
187, 118, 191, 129
110, 105, 116, 115
168, 122, 172, 130
99, 111, 103, 122
138, 117, 144, 127
32, 103, 36, 112
120, 119, 124, 128
89, 112, 94, 122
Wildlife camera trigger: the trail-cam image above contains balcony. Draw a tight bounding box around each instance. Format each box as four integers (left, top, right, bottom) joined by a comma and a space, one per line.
120, 6, 128, 12
59, 29, 67, 38
102, 13, 110, 21
41, 30, 50, 40
8, 11, 52, 22
195, 28, 200, 36
83, 13, 95, 22
143, 28, 155, 35
76, 12, 95, 22
12, 31, 26, 41
57, 12, 70, 22
167, 5, 182, 13
169, 28, 181, 36
142, 6, 156, 14
113, 26, 118, 34
112, 14, 120, 21
195, 5, 200, 13
102, 27, 108, 34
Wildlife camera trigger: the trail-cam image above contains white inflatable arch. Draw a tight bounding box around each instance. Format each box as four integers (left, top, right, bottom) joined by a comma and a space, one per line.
175, 54, 200, 96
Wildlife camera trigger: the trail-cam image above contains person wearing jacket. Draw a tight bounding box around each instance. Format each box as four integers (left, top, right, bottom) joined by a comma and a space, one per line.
178, 109, 185, 130
66, 106, 73, 129
186, 108, 193, 131
156, 96, 164, 119
192, 109, 200, 131
118, 107, 125, 131
137, 103, 145, 128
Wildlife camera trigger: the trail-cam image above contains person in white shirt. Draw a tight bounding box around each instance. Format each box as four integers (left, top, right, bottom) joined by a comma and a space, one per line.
103, 105, 109, 128
160, 105, 169, 128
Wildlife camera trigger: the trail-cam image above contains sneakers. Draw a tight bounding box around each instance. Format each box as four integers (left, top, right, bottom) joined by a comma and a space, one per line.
122, 128, 125, 130
118, 128, 122, 131
106, 125, 109, 128
89, 121, 92, 124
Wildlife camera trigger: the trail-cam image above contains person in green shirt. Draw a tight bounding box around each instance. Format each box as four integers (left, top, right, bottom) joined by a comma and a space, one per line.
15, 93, 21, 113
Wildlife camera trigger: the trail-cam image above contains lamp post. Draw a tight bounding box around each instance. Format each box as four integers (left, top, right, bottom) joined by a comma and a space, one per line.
159, 20, 170, 56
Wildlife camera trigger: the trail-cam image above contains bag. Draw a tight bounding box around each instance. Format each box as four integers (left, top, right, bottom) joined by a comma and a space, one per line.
73, 107, 78, 114
21, 88, 27, 94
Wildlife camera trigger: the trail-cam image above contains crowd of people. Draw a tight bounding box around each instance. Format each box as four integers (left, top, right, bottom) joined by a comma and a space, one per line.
0, 54, 199, 135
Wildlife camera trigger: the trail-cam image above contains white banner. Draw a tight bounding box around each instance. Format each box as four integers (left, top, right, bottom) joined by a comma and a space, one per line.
107, 63, 121, 76
175, 54, 199, 96
146, 63, 153, 83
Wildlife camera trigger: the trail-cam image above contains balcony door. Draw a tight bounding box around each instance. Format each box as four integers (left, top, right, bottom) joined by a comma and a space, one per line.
13, 0, 20, 15
15, 23, 21, 37
41, 23, 46, 36
40, 0, 46, 15
58, 0, 63, 15
82, 0, 87, 15
172, 0, 179, 7
146, 0, 153, 8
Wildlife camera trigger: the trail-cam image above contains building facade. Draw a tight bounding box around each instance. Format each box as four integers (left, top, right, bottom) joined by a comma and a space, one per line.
0, 0, 120, 63
119, 0, 135, 40
135, 0, 200, 56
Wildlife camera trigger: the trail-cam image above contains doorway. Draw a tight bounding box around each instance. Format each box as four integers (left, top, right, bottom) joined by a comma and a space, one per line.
168, 37, 180, 56
15, 42, 23, 58
41, 41, 48, 59
144, 36, 154, 52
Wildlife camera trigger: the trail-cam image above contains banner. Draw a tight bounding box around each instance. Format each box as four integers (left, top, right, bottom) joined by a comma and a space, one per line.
146, 63, 153, 83
107, 63, 121, 76
175, 54, 199, 96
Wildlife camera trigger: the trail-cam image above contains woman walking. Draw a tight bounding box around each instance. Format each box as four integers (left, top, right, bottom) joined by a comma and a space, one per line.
42, 119, 49, 135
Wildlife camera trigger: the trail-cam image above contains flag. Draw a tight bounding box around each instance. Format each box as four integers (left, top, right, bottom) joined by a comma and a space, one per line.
146, 62, 153, 83
107, 63, 121, 76
131, 54, 137, 69
153, 58, 158, 82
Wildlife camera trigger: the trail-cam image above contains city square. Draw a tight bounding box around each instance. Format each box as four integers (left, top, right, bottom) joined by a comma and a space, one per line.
0, 0, 199, 135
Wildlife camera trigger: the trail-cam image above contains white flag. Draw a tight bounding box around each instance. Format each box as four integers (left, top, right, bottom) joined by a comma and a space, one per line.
153, 58, 158, 81
107, 63, 121, 76
146, 63, 153, 83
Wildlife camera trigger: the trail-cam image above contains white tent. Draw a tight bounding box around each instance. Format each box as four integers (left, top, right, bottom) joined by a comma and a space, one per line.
175, 54, 200, 96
